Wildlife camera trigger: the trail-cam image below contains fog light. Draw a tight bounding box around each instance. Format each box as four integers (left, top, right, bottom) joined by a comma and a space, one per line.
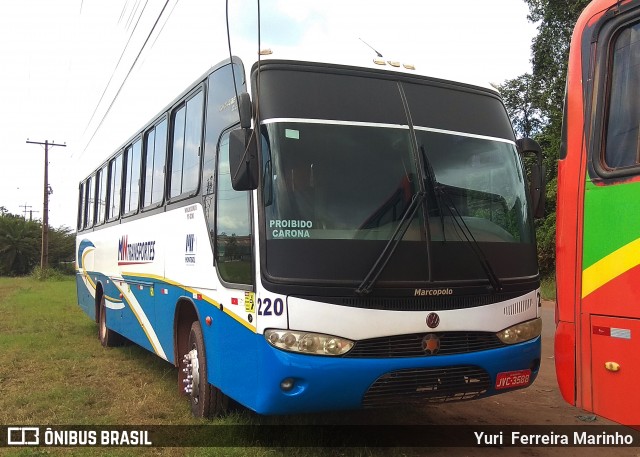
280, 378, 295, 392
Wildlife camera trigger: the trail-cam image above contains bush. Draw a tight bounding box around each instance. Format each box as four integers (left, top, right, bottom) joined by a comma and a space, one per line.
31, 266, 68, 281
56, 261, 76, 276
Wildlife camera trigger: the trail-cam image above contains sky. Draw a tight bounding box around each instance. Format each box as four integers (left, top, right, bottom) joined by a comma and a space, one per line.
0, 0, 538, 229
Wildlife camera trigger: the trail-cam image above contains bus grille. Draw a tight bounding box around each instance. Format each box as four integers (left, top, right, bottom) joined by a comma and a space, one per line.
362, 366, 490, 408
344, 332, 505, 358
303, 292, 524, 311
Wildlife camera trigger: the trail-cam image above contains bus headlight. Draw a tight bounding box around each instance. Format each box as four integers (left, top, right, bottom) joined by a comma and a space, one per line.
496, 318, 542, 344
265, 329, 354, 356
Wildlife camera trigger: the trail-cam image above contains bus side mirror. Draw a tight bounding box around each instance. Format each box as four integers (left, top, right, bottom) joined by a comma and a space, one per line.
229, 129, 258, 191
516, 138, 546, 219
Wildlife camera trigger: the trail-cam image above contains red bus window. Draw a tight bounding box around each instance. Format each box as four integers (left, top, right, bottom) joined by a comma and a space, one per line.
605, 23, 640, 169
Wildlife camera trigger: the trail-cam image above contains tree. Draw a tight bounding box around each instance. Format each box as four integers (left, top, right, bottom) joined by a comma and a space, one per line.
0, 215, 40, 275
497, 0, 590, 275
48, 225, 76, 273
495, 73, 544, 139
526, 0, 590, 117
0, 212, 76, 276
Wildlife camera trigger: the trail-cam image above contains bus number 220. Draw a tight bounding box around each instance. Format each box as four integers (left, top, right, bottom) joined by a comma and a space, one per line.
257, 298, 284, 316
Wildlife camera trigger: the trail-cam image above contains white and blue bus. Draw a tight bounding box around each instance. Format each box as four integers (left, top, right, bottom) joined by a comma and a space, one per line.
76, 29, 545, 417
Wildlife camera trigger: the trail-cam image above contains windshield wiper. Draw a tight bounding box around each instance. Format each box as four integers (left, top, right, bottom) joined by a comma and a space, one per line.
420, 146, 501, 292
430, 183, 502, 292
355, 191, 426, 295
420, 146, 447, 241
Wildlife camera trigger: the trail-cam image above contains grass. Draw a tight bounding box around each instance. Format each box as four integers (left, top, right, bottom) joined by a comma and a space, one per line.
0, 278, 178, 426
0, 277, 435, 457
540, 276, 556, 301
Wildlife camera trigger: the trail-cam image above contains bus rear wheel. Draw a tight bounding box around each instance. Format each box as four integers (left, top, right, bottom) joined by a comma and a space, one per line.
182, 320, 228, 418
98, 295, 123, 347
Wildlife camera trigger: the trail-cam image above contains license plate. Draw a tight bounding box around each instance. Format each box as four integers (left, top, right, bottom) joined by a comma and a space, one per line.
495, 369, 531, 390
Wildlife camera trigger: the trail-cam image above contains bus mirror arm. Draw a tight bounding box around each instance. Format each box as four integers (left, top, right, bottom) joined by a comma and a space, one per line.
228, 92, 258, 191
229, 128, 259, 191
529, 163, 546, 219
238, 92, 252, 129
516, 138, 546, 219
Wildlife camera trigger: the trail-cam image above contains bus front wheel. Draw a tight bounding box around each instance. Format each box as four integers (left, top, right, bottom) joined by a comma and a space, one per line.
182, 320, 228, 418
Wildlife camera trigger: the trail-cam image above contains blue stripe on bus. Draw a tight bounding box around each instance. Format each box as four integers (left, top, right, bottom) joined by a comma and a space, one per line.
76, 271, 174, 361
77, 272, 540, 414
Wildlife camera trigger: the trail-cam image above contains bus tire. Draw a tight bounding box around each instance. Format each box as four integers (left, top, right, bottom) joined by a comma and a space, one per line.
183, 320, 228, 418
98, 295, 123, 347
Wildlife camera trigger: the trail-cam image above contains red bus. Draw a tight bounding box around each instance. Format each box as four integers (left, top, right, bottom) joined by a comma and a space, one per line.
556, 0, 640, 425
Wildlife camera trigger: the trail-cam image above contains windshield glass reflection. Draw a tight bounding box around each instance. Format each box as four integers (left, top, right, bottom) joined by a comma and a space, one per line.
261, 121, 424, 242
416, 127, 532, 244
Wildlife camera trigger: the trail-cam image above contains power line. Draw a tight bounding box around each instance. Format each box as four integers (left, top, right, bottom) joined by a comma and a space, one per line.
126, 0, 142, 31
147, 0, 180, 53
79, 0, 170, 158
117, 1, 128, 25
81, 0, 149, 139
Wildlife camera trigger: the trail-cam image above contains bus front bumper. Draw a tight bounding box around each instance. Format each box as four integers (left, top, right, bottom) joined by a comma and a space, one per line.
246, 336, 541, 415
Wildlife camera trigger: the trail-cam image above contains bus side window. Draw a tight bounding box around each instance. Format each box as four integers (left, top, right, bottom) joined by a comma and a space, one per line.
84, 175, 95, 229
604, 22, 640, 169
215, 130, 253, 286
142, 118, 167, 209
170, 90, 204, 199
108, 153, 123, 220
96, 165, 108, 224
202, 63, 244, 244
77, 182, 85, 231
124, 138, 142, 215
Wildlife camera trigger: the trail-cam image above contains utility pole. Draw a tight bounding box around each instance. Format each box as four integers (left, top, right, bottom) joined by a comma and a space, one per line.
26, 139, 66, 269
18, 203, 39, 221
19, 203, 32, 220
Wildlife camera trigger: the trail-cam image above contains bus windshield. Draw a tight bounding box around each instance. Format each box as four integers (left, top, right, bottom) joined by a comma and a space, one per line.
260, 120, 535, 287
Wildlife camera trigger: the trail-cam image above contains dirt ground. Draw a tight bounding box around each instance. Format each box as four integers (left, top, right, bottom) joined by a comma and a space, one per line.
404, 301, 639, 457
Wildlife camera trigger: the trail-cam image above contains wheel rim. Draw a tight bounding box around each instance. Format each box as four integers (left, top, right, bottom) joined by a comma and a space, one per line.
182, 348, 200, 404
